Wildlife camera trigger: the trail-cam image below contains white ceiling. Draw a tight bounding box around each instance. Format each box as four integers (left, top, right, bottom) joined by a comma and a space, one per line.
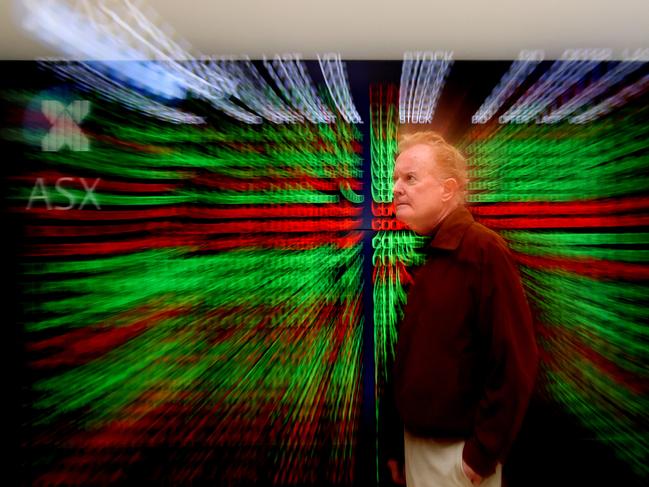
1, 0, 648, 60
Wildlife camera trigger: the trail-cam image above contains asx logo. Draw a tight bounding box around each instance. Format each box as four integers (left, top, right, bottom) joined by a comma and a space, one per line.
23, 89, 91, 151
27, 177, 100, 210
41, 100, 90, 151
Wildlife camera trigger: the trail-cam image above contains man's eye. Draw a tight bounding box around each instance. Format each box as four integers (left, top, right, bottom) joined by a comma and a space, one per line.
407, 175, 416, 182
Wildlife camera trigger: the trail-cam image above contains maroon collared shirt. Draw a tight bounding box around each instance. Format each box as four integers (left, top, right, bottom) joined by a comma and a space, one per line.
393, 205, 538, 477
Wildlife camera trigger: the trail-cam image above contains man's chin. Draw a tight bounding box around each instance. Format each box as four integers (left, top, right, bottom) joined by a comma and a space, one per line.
394, 207, 411, 220
394, 214, 413, 231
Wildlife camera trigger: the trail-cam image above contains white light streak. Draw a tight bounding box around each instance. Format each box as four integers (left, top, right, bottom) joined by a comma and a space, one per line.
19, 0, 263, 123
263, 54, 336, 124
499, 48, 612, 124
399, 51, 453, 124
540, 60, 647, 123
570, 72, 649, 124
318, 53, 362, 124
209, 57, 302, 124
471, 50, 544, 124
45, 61, 205, 124
17, 2, 364, 125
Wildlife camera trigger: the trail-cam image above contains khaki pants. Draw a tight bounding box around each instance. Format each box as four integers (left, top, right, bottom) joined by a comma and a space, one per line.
404, 430, 502, 487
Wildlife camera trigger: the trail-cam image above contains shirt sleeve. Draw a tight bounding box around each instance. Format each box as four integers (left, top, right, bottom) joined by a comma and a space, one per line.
462, 237, 539, 477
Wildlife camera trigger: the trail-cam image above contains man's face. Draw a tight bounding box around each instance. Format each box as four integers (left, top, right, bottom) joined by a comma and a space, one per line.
392, 144, 446, 235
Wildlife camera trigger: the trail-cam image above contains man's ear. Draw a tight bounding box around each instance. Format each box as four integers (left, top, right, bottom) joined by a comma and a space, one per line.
441, 178, 458, 202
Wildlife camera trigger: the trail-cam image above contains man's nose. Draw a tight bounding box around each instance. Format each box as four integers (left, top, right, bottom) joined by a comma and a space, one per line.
393, 180, 404, 197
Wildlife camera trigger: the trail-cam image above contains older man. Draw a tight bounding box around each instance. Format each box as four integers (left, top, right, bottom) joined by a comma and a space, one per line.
386, 131, 538, 487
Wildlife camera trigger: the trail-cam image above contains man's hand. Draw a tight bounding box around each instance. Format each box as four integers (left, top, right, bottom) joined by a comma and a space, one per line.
462, 460, 483, 485
387, 458, 406, 485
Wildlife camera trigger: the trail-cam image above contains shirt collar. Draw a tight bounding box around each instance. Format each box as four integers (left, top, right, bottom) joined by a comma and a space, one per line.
429, 205, 475, 250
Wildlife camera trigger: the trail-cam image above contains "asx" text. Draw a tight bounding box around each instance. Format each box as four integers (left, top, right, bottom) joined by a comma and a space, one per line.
26, 177, 101, 210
